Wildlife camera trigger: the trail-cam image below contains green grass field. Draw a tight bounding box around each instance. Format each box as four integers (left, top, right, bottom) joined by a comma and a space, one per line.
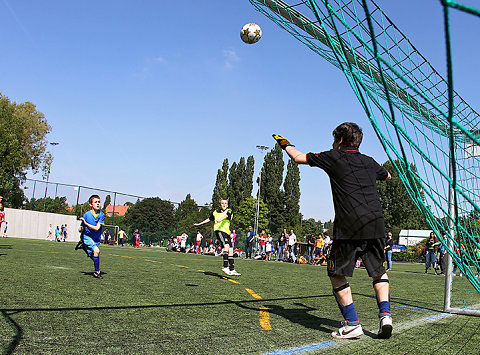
1, 238, 480, 354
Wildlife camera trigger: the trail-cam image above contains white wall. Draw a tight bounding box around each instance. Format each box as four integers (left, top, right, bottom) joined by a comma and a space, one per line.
3, 208, 81, 241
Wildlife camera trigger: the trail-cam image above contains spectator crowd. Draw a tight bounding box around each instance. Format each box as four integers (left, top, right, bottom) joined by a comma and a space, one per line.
164, 226, 332, 266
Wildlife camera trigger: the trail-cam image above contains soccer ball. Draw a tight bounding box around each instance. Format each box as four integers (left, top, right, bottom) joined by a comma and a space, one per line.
240, 23, 262, 44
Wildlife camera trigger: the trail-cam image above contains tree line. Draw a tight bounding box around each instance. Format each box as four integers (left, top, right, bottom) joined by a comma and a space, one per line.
2, 93, 435, 245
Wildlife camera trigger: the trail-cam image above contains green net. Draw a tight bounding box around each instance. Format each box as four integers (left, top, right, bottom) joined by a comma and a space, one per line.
248, 0, 480, 301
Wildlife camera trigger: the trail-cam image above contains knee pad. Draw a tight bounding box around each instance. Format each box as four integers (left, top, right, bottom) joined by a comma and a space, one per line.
373, 278, 389, 286
373, 278, 390, 302
333, 282, 350, 294
332, 283, 350, 309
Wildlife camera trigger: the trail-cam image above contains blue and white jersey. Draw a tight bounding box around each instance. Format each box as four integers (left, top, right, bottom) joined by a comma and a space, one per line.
82, 209, 105, 243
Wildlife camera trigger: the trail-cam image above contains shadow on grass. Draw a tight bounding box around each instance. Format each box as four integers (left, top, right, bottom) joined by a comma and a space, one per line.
0, 293, 355, 353
0, 245, 12, 249
231, 299, 379, 339
201, 271, 229, 280
402, 270, 430, 275
80, 271, 108, 277
0, 294, 329, 314
354, 292, 444, 313
233, 299, 337, 331
1, 310, 23, 355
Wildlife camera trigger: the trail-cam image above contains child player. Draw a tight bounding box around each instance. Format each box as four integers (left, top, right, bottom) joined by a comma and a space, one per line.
273, 122, 393, 339
0, 195, 5, 234
194, 198, 240, 276
76, 195, 105, 279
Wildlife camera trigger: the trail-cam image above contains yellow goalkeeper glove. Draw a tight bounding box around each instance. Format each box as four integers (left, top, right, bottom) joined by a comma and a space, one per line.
272, 134, 295, 150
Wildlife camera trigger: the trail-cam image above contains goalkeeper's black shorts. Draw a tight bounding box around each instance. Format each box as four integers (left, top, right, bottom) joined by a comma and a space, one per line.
327, 238, 386, 278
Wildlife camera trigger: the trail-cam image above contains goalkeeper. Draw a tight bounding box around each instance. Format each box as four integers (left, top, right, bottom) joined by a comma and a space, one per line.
273, 122, 392, 339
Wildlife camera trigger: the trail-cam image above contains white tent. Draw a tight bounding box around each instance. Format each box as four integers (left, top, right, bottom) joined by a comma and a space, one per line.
398, 229, 432, 246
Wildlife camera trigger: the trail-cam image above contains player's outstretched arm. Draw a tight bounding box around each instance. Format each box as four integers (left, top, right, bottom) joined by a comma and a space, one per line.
80, 217, 102, 231
286, 146, 308, 164
194, 218, 210, 227
272, 134, 307, 164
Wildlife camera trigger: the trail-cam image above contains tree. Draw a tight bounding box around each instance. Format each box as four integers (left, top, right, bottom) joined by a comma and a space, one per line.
25, 196, 69, 214
235, 197, 269, 231
284, 159, 301, 231
301, 218, 323, 237
212, 159, 229, 207
103, 195, 111, 210
0, 94, 52, 207
227, 156, 256, 212
73, 201, 91, 218
260, 145, 285, 233
324, 220, 334, 236
176, 194, 201, 236
244, 155, 255, 199
124, 197, 175, 244
227, 161, 242, 211
377, 160, 429, 231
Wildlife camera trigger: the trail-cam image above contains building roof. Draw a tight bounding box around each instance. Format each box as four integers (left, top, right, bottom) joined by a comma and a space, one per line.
104, 204, 130, 217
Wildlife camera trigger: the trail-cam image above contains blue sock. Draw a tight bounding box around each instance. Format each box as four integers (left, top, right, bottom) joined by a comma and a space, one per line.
93, 256, 100, 272
341, 303, 359, 325
378, 301, 391, 317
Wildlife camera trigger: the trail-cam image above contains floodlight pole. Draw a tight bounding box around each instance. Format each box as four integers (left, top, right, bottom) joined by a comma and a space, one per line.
254, 145, 269, 239
43, 142, 59, 211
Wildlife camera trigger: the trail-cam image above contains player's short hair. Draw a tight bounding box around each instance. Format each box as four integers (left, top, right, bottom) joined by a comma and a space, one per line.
333, 122, 363, 148
88, 194, 101, 204
219, 198, 228, 203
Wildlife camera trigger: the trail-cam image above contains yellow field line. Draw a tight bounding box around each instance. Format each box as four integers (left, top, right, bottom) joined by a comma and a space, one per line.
145, 259, 162, 264
245, 288, 272, 331
245, 288, 262, 299
224, 277, 240, 284
171, 264, 189, 268
259, 307, 272, 331
111, 254, 266, 328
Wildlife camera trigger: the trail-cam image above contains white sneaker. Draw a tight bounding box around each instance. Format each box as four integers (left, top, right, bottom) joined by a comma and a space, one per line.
222, 267, 231, 275
331, 321, 364, 339
229, 269, 241, 276
377, 315, 393, 339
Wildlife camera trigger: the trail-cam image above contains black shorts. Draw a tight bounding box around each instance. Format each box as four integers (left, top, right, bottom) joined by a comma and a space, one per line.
215, 231, 231, 247
327, 238, 386, 277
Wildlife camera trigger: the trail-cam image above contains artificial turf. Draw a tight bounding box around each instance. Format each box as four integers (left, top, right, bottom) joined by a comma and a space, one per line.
1, 238, 479, 354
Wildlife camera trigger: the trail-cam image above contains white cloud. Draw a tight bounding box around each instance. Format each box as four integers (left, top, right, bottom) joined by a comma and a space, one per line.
132, 56, 166, 77
152, 56, 166, 63
222, 49, 240, 69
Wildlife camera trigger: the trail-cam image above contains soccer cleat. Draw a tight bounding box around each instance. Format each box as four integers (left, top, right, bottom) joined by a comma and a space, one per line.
222, 267, 231, 275
229, 269, 241, 276
331, 321, 364, 339
377, 315, 393, 339
75, 241, 83, 250
93, 271, 103, 279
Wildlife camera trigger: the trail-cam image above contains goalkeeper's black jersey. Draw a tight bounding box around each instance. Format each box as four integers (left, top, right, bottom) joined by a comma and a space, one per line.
307, 147, 388, 240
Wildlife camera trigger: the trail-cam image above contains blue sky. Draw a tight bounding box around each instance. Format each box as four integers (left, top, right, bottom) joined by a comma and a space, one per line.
1, 0, 479, 222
